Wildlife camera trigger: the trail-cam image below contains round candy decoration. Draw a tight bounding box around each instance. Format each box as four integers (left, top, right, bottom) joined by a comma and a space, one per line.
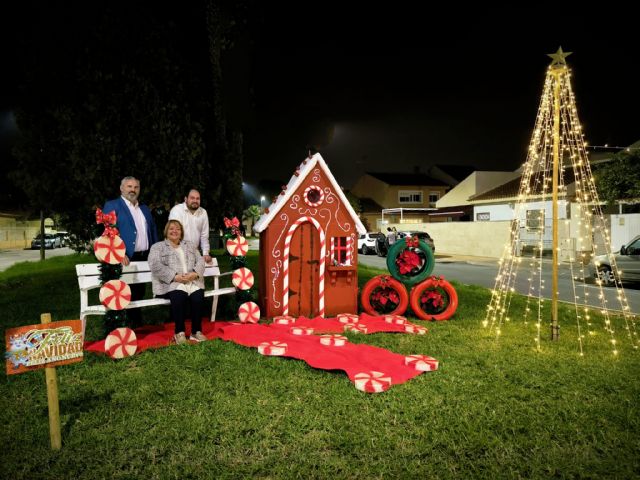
319, 334, 348, 346
99, 280, 131, 310
104, 327, 137, 359
344, 324, 368, 334
238, 301, 260, 323
303, 185, 325, 207
337, 313, 359, 324
384, 314, 407, 325
404, 354, 439, 371
404, 324, 427, 335
94, 235, 126, 264
290, 326, 314, 335
232, 267, 254, 290
353, 371, 392, 393
273, 315, 296, 325
226, 236, 249, 257
258, 341, 288, 356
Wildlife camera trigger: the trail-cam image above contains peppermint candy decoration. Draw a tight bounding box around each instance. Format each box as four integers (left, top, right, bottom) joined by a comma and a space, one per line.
226, 236, 249, 257
337, 313, 359, 324
354, 371, 392, 393
404, 324, 427, 335
232, 268, 254, 290
99, 280, 131, 310
290, 326, 314, 336
104, 328, 137, 359
94, 235, 126, 264
258, 341, 288, 356
384, 314, 407, 325
344, 324, 367, 334
238, 301, 260, 323
273, 315, 296, 325
303, 185, 325, 207
404, 354, 439, 371
319, 334, 348, 346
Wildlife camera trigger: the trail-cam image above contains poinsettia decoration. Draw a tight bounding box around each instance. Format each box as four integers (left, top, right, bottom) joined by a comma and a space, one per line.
421, 290, 444, 310
369, 276, 402, 313
396, 249, 421, 275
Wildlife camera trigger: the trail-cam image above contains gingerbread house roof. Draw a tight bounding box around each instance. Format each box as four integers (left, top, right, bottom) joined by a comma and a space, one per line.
253, 153, 367, 235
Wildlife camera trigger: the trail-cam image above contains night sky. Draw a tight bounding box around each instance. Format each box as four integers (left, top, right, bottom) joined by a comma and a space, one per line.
2, 4, 638, 194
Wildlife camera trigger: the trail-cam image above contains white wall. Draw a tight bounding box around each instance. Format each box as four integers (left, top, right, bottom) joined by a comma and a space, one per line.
611, 213, 640, 249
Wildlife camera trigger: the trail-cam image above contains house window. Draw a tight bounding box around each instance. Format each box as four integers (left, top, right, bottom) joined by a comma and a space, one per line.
476, 212, 490, 221
399, 190, 423, 204
428, 192, 440, 207
332, 237, 352, 266
526, 209, 544, 230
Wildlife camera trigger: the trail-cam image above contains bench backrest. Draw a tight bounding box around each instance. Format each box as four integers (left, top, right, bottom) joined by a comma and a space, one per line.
76, 258, 222, 291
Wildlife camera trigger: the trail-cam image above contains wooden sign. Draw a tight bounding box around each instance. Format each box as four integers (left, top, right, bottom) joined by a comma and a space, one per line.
5, 319, 84, 376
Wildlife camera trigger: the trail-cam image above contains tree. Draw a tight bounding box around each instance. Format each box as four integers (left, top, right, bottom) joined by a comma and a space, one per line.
242, 204, 261, 236
593, 149, 640, 205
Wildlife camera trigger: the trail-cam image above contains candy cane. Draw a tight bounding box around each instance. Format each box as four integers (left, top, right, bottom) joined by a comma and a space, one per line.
282, 216, 326, 317
346, 236, 353, 265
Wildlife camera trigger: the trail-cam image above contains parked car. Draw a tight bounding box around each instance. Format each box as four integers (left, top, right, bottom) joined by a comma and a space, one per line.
375, 230, 435, 257
358, 232, 378, 255
31, 233, 62, 249
55, 231, 70, 247
588, 235, 640, 286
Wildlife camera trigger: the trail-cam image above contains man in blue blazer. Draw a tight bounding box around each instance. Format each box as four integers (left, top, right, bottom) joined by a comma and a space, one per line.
103, 176, 159, 327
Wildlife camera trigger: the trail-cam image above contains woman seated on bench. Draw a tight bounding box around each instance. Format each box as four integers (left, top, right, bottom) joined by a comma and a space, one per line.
148, 219, 207, 344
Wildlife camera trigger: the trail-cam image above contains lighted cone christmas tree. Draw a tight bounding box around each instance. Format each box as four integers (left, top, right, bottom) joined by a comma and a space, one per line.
484, 47, 638, 355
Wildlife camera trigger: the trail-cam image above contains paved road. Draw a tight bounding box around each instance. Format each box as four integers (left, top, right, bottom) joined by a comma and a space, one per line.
359, 253, 640, 315
0, 247, 77, 272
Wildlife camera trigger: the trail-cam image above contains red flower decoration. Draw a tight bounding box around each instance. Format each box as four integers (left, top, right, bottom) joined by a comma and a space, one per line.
396, 249, 421, 275
371, 287, 400, 307
405, 235, 419, 248
421, 290, 444, 309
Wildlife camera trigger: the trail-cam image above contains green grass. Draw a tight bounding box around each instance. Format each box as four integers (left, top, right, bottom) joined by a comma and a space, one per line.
1, 252, 639, 479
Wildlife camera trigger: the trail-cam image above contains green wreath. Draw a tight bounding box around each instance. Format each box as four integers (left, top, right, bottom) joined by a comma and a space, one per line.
386, 237, 435, 287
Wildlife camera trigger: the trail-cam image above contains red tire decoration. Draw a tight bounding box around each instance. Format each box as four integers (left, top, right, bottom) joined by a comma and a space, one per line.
386, 238, 435, 287
360, 275, 409, 317
410, 276, 458, 321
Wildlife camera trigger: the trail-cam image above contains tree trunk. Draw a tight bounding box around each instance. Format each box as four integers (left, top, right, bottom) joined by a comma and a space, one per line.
40, 209, 45, 261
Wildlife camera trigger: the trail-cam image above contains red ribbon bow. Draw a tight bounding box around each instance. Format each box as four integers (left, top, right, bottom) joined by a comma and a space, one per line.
223, 216, 241, 237
96, 208, 117, 227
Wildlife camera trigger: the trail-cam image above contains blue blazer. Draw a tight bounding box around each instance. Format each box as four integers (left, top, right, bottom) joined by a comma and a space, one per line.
103, 197, 158, 258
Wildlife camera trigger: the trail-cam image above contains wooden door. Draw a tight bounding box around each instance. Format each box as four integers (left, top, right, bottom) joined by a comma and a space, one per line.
288, 223, 320, 317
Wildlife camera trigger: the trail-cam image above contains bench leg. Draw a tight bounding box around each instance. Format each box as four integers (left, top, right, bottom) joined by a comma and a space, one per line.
211, 296, 219, 322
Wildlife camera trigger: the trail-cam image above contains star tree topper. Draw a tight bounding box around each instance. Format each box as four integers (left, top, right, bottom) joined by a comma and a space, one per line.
547, 46, 572, 66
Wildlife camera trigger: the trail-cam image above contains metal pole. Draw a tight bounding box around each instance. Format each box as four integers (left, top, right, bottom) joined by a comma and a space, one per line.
551, 67, 562, 341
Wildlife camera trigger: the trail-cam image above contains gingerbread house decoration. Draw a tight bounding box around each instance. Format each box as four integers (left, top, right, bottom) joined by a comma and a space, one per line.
254, 153, 366, 318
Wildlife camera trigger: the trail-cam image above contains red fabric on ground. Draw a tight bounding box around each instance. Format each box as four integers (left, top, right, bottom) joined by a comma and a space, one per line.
84, 315, 437, 391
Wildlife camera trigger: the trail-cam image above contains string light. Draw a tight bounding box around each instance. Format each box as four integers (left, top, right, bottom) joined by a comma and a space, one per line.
483, 54, 638, 356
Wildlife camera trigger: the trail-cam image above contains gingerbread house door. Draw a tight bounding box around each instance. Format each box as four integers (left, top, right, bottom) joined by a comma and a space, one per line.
288, 222, 320, 317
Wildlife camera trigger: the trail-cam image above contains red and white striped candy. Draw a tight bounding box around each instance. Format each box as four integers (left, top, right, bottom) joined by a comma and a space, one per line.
404, 324, 427, 335
273, 315, 296, 325
290, 326, 314, 335
404, 354, 439, 371
99, 280, 131, 310
94, 235, 126, 264
226, 236, 249, 257
319, 334, 348, 346
354, 371, 392, 393
344, 324, 367, 334
238, 301, 260, 323
337, 313, 359, 324
104, 327, 137, 359
258, 341, 288, 356
232, 268, 254, 290
384, 314, 407, 325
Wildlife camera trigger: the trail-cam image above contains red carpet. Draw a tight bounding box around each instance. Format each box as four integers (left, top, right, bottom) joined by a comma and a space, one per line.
85, 315, 438, 392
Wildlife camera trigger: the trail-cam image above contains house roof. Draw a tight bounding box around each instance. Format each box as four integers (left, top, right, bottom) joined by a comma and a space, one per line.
433, 165, 476, 182
470, 169, 577, 202
253, 153, 367, 234
358, 197, 384, 213
365, 172, 449, 187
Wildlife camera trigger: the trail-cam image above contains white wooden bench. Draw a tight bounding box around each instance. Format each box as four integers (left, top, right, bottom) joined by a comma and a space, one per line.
76, 259, 236, 330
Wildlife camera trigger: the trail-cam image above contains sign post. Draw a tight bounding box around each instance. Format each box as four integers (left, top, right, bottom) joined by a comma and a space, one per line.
42, 313, 62, 450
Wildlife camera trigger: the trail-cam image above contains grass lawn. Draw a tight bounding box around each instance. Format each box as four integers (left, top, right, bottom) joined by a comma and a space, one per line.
1, 251, 639, 479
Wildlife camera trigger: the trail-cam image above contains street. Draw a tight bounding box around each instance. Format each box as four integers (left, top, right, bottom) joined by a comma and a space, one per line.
0, 247, 76, 272
359, 253, 640, 315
